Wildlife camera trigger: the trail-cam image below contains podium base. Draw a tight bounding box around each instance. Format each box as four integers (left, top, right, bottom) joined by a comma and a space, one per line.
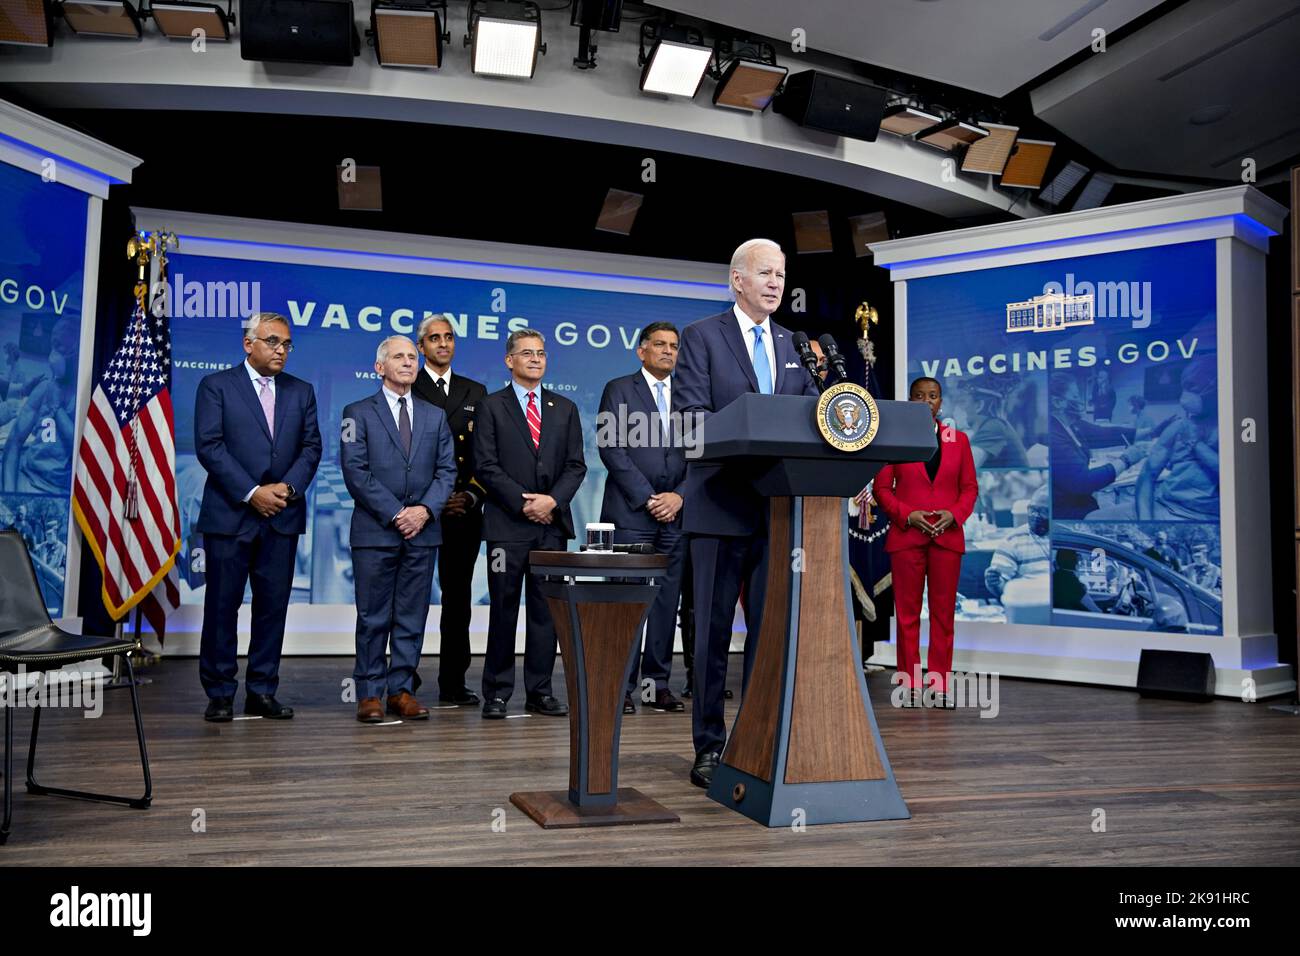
510, 788, 680, 829
708, 762, 910, 827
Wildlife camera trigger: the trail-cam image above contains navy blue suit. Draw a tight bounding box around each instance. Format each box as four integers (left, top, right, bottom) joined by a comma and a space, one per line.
472, 384, 587, 703
674, 309, 818, 755
194, 363, 322, 700
1050, 414, 1136, 519
341, 389, 456, 700
598, 370, 687, 693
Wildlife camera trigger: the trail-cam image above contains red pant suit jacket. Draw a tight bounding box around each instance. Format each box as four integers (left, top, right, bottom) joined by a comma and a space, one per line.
872, 427, 979, 554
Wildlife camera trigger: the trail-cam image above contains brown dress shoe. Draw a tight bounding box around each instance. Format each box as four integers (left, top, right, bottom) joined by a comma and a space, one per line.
386, 691, 430, 720
357, 697, 385, 723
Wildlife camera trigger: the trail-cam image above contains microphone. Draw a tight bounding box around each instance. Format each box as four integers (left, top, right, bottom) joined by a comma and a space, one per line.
818, 334, 848, 384
791, 331, 827, 393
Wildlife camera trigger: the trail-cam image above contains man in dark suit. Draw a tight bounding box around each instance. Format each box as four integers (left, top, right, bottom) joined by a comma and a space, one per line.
674, 239, 819, 787
472, 328, 587, 719
194, 312, 322, 722
597, 321, 688, 716
411, 315, 487, 706
1049, 376, 1141, 519
341, 335, 456, 722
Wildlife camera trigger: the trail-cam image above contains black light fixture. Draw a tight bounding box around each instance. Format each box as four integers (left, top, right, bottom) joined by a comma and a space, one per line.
464, 0, 546, 79
1040, 160, 1090, 207
638, 19, 710, 98
570, 0, 621, 70
0, 0, 55, 46
369, 0, 447, 68
58, 0, 143, 38
148, 0, 233, 41
709, 37, 786, 112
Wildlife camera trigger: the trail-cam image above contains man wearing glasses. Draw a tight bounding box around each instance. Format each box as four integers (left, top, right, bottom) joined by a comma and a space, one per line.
194, 312, 322, 722
472, 329, 587, 719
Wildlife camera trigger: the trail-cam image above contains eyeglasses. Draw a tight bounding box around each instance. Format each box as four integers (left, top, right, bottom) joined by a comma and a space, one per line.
254, 336, 293, 353
511, 349, 546, 359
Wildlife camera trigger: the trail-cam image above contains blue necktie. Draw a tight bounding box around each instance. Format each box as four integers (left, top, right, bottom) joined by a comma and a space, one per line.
654, 380, 669, 442
750, 325, 772, 394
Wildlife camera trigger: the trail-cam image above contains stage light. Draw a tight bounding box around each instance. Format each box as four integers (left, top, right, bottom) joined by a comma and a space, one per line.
710, 38, 786, 112
1073, 172, 1116, 210
879, 105, 942, 137
792, 211, 833, 254
595, 188, 643, 235
0, 0, 54, 46
848, 211, 889, 257
639, 22, 710, 98
370, 0, 447, 68
960, 122, 1019, 175
915, 118, 988, 152
1040, 161, 1089, 207
465, 0, 545, 79
58, 0, 142, 38
1000, 139, 1055, 189
149, 1, 231, 41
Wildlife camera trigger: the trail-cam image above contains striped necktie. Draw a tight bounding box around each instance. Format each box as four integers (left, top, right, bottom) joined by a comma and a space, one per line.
526, 391, 541, 449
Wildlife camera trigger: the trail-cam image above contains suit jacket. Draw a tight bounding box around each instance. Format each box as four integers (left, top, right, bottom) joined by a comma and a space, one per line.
1050, 414, 1136, 519
194, 364, 322, 537
597, 371, 687, 532
340, 390, 456, 548
873, 427, 978, 554
673, 309, 819, 536
411, 367, 487, 510
472, 384, 587, 542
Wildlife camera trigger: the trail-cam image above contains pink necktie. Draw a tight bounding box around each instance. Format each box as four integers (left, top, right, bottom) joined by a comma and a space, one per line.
257, 377, 274, 438
526, 391, 541, 449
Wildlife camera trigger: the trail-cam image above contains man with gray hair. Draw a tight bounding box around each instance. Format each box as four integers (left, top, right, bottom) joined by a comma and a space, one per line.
341, 335, 456, 722
674, 238, 819, 787
194, 312, 322, 722
472, 328, 587, 718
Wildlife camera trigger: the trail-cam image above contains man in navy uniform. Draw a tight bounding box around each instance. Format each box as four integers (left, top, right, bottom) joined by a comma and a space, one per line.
597, 321, 687, 716
674, 239, 819, 787
411, 315, 487, 705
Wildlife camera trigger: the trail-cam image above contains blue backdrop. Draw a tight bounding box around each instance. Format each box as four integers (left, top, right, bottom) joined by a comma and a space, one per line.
0, 160, 90, 616
168, 250, 728, 607
906, 241, 1223, 634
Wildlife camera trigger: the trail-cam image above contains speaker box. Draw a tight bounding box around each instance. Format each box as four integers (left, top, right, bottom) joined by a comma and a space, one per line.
773, 71, 886, 142
241, 0, 359, 67
1136, 649, 1216, 702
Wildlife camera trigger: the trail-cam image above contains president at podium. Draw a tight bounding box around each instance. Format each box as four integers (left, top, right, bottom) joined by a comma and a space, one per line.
673, 238, 819, 788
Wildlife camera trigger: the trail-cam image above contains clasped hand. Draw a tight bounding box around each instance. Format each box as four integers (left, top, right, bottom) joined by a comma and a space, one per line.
907, 509, 954, 537
250, 483, 291, 518
522, 493, 556, 524
394, 505, 430, 539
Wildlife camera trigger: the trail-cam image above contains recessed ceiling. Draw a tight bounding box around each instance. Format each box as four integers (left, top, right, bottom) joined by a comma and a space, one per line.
654, 0, 1168, 97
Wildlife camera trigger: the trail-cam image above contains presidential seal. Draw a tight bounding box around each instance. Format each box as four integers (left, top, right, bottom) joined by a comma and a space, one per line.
815, 381, 879, 452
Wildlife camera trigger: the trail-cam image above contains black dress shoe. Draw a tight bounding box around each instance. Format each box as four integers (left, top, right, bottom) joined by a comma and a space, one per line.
525, 695, 569, 716
245, 693, 294, 719
439, 687, 481, 706
690, 751, 721, 788
204, 696, 234, 722
482, 697, 508, 719
680, 684, 692, 699
623, 693, 636, 714
649, 689, 685, 712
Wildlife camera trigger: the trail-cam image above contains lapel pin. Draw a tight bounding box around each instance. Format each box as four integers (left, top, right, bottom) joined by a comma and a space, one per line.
547, 401, 554, 407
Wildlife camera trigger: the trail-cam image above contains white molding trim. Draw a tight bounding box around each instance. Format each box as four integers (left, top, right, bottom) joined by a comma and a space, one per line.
0, 98, 141, 197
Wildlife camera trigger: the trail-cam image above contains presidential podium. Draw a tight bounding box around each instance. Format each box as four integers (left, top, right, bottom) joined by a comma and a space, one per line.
697, 392, 935, 827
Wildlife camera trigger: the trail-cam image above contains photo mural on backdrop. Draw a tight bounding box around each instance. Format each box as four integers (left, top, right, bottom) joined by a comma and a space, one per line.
166, 251, 728, 609
0, 160, 91, 616
905, 240, 1223, 635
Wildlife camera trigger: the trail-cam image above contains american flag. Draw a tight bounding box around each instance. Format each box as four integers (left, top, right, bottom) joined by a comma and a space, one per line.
71, 300, 180, 640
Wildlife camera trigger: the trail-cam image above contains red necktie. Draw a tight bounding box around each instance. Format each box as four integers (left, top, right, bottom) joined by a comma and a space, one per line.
526, 391, 541, 449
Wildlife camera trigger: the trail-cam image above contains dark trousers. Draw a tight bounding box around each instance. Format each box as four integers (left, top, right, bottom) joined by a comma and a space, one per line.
436, 509, 482, 694
199, 525, 297, 700
352, 541, 437, 700
680, 546, 695, 688
616, 524, 685, 694
482, 528, 567, 703
689, 531, 769, 756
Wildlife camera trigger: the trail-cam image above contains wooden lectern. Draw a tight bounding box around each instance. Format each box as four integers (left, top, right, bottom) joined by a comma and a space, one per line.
510, 551, 680, 829
697, 392, 936, 826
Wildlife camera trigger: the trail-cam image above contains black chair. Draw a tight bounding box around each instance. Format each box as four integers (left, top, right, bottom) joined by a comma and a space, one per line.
0, 530, 151, 845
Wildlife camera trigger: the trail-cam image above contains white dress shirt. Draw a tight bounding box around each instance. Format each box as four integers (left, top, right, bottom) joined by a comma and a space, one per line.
422, 366, 451, 394
381, 384, 415, 433
733, 303, 776, 392
242, 360, 277, 503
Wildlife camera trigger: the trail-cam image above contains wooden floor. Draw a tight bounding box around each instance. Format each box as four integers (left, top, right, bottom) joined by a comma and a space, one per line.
3, 656, 1298, 866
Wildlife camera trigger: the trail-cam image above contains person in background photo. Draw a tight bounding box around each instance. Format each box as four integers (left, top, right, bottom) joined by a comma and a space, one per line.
1052, 549, 1101, 613
1091, 367, 1117, 421
953, 376, 1028, 469
1049, 375, 1142, 519
2, 317, 77, 494
1136, 356, 1218, 522
871, 376, 977, 707
984, 484, 1051, 601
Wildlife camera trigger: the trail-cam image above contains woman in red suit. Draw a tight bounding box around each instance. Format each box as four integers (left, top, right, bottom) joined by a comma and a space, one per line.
872, 377, 978, 705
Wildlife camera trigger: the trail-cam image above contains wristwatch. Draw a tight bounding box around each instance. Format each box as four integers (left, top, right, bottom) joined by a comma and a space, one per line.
284, 484, 297, 500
